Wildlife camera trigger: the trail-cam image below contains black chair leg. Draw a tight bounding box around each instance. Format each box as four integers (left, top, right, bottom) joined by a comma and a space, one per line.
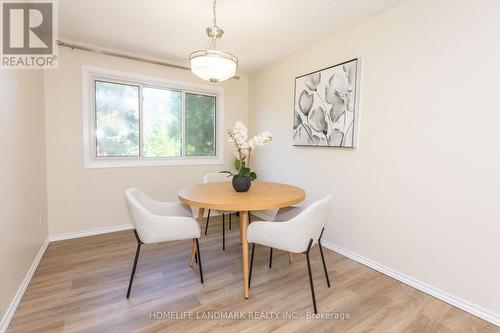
195, 238, 204, 284
126, 230, 142, 298
269, 247, 273, 268
222, 214, 226, 251
204, 209, 211, 235
229, 213, 232, 230
318, 228, 331, 287
305, 239, 318, 314
249, 243, 255, 288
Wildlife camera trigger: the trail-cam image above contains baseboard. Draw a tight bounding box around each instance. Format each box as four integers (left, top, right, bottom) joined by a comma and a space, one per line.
0, 237, 49, 333
49, 224, 133, 242
321, 240, 500, 327
48, 213, 229, 242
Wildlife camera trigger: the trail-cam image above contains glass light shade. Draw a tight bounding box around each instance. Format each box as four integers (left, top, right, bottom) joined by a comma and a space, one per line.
189, 50, 237, 82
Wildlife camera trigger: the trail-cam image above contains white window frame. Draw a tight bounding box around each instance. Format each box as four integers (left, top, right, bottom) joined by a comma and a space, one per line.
82, 66, 224, 168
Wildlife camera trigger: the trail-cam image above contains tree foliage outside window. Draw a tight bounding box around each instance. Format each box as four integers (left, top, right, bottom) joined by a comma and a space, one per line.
143, 87, 182, 157
94, 80, 217, 159
95, 81, 139, 157
185, 93, 216, 156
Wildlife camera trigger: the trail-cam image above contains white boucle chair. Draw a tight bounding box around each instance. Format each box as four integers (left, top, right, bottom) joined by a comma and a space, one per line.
124, 188, 203, 298
247, 195, 332, 313
252, 206, 305, 265
203, 172, 234, 251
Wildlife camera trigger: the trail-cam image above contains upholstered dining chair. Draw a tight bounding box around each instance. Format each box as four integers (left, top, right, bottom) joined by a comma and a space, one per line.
124, 188, 203, 298
247, 195, 332, 313
203, 172, 235, 251
252, 206, 305, 265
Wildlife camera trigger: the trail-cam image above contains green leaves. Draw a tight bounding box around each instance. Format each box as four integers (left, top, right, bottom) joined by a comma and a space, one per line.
239, 167, 251, 177
239, 168, 257, 181
219, 171, 234, 178
223, 157, 257, 182
234, 157, 247, 170
184, 93, 216, 156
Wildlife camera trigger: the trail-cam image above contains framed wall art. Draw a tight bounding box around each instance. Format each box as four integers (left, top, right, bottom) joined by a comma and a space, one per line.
293, 58, 360, 147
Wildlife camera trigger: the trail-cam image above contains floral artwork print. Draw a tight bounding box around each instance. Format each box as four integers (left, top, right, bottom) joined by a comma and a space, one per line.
293, 59, 359, 147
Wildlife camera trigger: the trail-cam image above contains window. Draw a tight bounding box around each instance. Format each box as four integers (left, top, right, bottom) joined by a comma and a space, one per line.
185, 93, 216, 156
95, 81, 140, 157
83, 67, 223, 168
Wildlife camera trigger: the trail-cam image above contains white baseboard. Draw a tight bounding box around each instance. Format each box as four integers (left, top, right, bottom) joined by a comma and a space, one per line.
49, 224, 133, 242
0, 238, 49, 333
48, 212, 230, 242
321, 240, 500, 327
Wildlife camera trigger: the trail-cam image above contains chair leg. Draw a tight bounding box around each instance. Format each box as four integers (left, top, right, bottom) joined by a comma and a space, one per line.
248, 212, 251, 224
249, 243, 255, 288
229, 213, 232, 230
318, 228, 331, 287
269, 247, 273, 268
126, 230, 142, 298
195, 238, 204, 284
204, 209, 211, 235
222, 213, 226, 251
305, 239, 318, 314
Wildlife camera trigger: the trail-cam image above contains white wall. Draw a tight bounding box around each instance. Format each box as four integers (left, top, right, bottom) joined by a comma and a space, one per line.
44, 47, 248, 236
249, 0, 500, 317
0, 71, 48, 322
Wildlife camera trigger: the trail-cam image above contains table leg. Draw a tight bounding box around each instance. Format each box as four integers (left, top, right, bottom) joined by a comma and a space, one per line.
239, 210, 250, 298
288, 252, 294, 263
190, 207, 205, 267
239, 223, 243, 244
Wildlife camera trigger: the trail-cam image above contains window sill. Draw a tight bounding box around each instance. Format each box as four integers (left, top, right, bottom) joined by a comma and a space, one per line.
84, 157, 224, 169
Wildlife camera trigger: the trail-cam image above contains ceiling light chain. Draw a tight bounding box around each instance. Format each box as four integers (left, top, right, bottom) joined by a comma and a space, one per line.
212, 0, 217, 28
211, 0, 218, 51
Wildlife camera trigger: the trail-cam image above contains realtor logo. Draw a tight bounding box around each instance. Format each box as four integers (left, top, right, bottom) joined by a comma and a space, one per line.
1, 0, 58, 68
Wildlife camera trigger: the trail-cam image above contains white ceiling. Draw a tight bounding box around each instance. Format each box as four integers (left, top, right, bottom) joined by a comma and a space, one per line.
59, 0, 405, 73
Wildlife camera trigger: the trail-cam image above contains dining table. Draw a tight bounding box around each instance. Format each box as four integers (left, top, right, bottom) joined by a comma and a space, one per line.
178, 181, 305, 298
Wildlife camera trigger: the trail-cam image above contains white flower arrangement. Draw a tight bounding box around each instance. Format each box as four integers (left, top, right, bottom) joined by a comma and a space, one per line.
222, 121, 272, 180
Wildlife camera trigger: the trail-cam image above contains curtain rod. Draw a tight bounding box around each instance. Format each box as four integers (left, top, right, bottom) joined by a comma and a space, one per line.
56, 40, 240, 79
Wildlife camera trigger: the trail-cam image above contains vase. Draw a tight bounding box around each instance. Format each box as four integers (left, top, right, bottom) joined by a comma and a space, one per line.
232, 175, 252, 192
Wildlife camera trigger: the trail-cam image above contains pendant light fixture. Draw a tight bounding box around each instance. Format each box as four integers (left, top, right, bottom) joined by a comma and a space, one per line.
189, 0, 238, 82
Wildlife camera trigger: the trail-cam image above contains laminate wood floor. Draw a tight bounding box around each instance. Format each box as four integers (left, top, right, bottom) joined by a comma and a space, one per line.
7, 216, 499, 333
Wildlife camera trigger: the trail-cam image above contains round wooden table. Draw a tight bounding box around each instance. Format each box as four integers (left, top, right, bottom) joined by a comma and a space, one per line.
178, 181, 305, 298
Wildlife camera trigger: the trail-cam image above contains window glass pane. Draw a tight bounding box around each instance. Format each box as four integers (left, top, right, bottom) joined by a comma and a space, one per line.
143, 87, 182, 157
185, 93, 216, 156
95, 81, 139, 157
